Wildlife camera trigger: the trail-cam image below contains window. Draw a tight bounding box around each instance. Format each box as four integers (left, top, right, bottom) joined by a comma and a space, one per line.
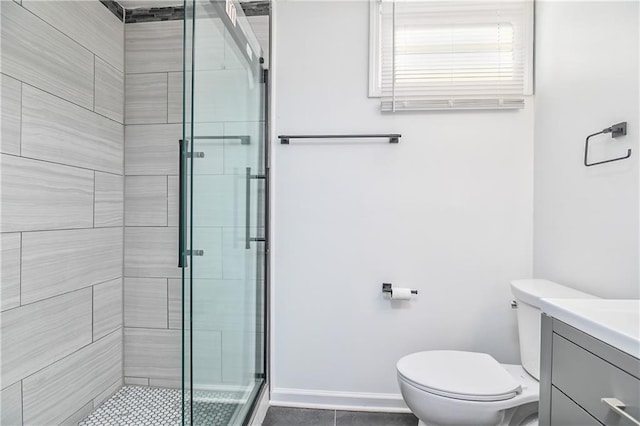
369, 0, 534, 111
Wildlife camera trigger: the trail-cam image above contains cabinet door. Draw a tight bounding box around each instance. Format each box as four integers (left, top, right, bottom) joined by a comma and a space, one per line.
552, 334, 640, 425
551, 387, 602, 426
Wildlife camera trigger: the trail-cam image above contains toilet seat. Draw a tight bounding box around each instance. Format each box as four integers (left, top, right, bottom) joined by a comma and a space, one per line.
397, 351, 522, 402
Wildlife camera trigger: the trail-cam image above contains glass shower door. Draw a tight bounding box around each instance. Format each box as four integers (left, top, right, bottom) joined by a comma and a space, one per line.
181, 1, 267, 424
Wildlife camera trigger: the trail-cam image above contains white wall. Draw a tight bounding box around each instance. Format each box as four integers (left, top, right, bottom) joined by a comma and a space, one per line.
533, 1, 639, 298
271, 0, 534, 409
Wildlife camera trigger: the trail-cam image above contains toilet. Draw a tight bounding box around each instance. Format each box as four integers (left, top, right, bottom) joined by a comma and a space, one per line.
397, 279, 598, 426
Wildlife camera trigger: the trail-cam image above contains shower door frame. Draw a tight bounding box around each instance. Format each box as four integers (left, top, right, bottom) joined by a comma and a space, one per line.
180, 0, 270, 424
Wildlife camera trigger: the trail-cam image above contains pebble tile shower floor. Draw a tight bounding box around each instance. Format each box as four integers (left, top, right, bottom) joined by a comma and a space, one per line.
79, 386, 242, 426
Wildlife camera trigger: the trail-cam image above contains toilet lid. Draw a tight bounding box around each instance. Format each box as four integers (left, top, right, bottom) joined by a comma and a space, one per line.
397, 351, 522, 402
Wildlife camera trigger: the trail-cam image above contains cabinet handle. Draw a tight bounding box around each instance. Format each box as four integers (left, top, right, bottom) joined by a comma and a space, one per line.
602, 398, 640, 426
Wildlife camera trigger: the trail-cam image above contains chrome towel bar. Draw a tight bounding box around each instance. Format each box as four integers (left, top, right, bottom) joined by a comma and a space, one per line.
279, 134, 401, 144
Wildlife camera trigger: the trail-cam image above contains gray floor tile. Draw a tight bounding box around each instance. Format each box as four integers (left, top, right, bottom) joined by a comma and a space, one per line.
263, 407, 335, 426
336, 411, 418, 426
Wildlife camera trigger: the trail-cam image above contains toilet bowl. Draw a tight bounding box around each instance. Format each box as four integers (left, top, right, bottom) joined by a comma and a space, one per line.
397, 352, 538, 426
397, 279, 597, 426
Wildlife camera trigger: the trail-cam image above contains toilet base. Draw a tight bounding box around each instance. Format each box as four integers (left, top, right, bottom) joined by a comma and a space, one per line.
415, 403, 538, 426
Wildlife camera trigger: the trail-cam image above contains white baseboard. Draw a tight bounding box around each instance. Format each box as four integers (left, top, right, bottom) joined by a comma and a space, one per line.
270, 388, 411, 413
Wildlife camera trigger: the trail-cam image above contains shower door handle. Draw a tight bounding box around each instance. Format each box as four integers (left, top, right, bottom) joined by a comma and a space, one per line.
178, 139, 187, 267
245, 167, 266, 249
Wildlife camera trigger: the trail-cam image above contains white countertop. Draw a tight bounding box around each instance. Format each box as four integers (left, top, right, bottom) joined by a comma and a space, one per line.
540, 298, 640, 359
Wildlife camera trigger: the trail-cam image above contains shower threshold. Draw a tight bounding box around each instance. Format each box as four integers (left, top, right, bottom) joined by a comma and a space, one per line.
79, 386, 244, 425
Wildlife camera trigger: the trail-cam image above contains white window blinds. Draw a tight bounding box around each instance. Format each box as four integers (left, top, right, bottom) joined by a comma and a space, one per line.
377, 0, 533, 112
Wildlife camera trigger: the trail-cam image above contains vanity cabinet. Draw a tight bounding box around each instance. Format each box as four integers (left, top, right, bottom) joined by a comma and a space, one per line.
539, 315, 640, 426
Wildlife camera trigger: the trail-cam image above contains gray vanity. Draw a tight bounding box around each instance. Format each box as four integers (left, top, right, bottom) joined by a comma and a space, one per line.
539, 300, 640, 426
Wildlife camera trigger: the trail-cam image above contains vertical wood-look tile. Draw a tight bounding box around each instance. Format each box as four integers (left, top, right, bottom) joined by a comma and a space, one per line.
167, 175, 179, 227
0, 233, 21, 311
0, 154, 94, 232
125, 21, 183, 74
95, 57, 125, 123
0, 74, 21, 155
0, 1, 94, 109
167, 72, 183, 124
93, 378, 123, 408
124, 277, 168, 328
221, 331, 254, 384
22, 329, 122, 426
1, 288, 93, 386
191, 175, 247, 228
222, 227, 257, 280
191, 227, 223, 279
179, 279, 253, 332
21, 0, 124, 72
60, 400, 94, 426
192, 122, 225, 175
148, 378, 182, 388
124, 227, 180, 278
222, 31, 247, 72
124, 328, 181, 380
21, 85, 124, 175
125, 176, 168, 226
192, 329, 223, 384
0, 381, 22, 426
124, 377, 149, 386
223, 120, 261, 175
93, 278, 123, 341
125, 124, 181, 175
193, 3, 227, 70
125, 73, 168, 125
95, 172, 124, 228
192, 70, 257, 123
167, 278, 181, 329
21, 228, 123, 304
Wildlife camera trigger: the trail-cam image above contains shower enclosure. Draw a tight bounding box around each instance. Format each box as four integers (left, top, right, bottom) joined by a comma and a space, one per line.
180, 1, 268, 424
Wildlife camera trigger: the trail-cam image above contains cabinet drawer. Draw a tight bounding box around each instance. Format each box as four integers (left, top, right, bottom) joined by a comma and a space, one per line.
551, 386, 602, 425
552, 334, 640, 426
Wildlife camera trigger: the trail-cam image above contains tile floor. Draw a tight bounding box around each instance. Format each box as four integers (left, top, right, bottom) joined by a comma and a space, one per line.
78, 386, 418, 425
262, 407, 418, 426
79, 386, 242, 425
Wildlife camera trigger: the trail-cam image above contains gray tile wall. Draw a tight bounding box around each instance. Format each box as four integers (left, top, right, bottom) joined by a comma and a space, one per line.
0, 0, 125, 423
123, 20, 184, 387
125, 20, 183, 74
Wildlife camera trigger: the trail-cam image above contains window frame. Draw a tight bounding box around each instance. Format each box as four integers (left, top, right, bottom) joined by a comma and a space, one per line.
369, 0, 384, 98
368, 0, 535, 101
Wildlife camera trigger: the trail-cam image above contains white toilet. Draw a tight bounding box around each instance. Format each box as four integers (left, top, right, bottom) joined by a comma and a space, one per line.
397, 279, 598, 426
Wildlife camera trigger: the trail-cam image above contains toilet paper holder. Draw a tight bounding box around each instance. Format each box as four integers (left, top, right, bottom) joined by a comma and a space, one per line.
382, 283, 418, 295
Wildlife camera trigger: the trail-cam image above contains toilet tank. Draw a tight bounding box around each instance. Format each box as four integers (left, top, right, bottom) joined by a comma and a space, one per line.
510, 279, 597, 380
